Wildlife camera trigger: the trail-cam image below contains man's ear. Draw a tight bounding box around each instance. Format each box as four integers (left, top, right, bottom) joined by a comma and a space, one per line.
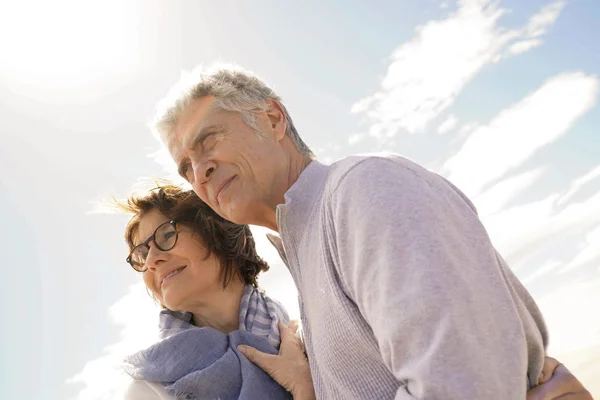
265, 99, 287, 141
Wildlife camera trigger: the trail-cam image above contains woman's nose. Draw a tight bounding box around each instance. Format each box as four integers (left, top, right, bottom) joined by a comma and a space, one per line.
144, 244, 168, 269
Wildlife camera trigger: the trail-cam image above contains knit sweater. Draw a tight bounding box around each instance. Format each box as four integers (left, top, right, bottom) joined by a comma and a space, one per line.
272, 155, 548, 400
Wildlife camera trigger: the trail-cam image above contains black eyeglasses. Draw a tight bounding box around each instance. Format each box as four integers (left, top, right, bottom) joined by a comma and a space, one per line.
126, 220, 178, 272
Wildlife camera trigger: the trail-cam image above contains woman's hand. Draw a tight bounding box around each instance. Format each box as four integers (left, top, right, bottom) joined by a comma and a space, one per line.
238, 322, 315, 400
527, 356, 593, 400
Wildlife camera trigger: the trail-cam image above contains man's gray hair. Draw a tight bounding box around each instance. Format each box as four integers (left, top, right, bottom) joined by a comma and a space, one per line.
153, 65, 314, 158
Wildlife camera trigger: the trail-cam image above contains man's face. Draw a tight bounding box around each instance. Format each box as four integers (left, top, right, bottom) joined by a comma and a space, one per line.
168, 96, 288, 225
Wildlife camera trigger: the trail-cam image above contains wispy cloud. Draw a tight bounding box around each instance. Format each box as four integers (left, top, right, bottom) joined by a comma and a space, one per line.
351, 0, 566, 138
482, 186, 600, 265
437, 114, 459, 135
444, 72, 599, 197
507, 1, 565, 54
473, 166, 547, 216
558, 224, 600, 273
556, 164, 600, 206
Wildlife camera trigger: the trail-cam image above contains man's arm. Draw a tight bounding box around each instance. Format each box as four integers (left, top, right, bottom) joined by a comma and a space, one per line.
328, 157, 545, 399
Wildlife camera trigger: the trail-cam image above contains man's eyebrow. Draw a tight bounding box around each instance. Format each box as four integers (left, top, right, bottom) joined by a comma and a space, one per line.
184, 124, 226, 150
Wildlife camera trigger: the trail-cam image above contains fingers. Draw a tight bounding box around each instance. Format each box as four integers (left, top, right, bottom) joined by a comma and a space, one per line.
289, 320, 300, 334
238, 339, 313, 396
539, 356, 560, 384
552, 364, 586, 392
279, 323, 298, 346
279, 322, 296, 339
527, 363, 589, 400
555, 393, 594, 400
237, 345, 278, 375
279, 322, 305, 355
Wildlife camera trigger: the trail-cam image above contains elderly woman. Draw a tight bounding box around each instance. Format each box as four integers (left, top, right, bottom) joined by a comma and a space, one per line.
118, 185, 313, 400
118, 185, 591, 400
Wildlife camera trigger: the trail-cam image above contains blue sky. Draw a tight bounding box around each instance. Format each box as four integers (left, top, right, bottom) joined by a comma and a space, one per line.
0, 1, 599, 399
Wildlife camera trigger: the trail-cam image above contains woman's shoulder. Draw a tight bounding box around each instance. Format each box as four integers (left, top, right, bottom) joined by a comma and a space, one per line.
123, 380, 176, 400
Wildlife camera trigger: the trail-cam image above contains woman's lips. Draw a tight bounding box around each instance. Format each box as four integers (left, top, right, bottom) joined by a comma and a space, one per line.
161, 266, 186, 288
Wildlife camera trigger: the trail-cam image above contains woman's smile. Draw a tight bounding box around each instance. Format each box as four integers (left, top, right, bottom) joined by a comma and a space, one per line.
160, 266, 187, 288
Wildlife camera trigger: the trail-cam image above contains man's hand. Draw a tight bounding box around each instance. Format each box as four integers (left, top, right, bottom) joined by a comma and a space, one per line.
527, 356, 593, 400
238, 322, 315, 400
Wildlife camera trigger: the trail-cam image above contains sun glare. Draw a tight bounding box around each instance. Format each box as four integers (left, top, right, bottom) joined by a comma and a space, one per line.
0, 0, 140, 92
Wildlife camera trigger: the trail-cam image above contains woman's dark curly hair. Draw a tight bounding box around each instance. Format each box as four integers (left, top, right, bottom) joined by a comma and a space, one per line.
118, 184, 269, 288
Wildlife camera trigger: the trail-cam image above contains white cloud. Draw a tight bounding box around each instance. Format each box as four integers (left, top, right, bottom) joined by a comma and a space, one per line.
348, 133, 366, 145
521, 260, 561, 285
482, 187, 600, 263
559, 224, 600, 273
437, 114, 459, 135
473, 166, 546, 216
507, 1, 565, 55
68, 284, 160, 400
443, 72, 599, 197
352, 0, 566, 137
523, 1, 566, 39
508, 39, 543, 55
556, 164, 600, 206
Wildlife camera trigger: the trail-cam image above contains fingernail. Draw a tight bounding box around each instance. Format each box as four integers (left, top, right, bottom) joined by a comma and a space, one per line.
237, 345, 246, 354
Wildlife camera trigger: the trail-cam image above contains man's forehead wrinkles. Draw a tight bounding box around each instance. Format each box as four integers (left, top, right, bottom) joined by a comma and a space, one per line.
182, 124, 200, 149
168, 98, 219, 163
183, 99, 218, 139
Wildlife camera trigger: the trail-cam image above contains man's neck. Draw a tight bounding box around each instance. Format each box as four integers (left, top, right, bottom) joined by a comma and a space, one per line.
287, 154, 313, 191
269, 154, 312, 231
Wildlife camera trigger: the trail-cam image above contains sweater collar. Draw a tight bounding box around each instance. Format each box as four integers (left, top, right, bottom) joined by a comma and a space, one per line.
270, 160, 329, 272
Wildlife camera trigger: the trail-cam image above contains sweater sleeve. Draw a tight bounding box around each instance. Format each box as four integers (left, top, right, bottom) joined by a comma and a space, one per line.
328, 158, 541, 399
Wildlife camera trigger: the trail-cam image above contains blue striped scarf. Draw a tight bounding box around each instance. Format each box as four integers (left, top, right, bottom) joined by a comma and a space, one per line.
123, 285, 291, 400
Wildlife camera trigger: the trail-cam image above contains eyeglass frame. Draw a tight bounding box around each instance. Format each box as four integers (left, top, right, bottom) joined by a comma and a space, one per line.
126, 220, 178, 272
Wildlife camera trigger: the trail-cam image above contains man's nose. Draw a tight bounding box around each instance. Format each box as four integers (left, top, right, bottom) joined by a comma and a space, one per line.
195, 159, 217, 183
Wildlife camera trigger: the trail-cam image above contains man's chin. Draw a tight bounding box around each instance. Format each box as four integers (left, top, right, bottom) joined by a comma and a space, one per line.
218, 205, 242, 223
218, 202, 257, 225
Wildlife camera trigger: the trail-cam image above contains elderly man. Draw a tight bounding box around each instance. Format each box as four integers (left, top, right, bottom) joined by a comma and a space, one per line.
151, 66, 591, 399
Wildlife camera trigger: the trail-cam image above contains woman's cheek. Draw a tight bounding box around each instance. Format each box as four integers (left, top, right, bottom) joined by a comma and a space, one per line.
142, 271, 158, 296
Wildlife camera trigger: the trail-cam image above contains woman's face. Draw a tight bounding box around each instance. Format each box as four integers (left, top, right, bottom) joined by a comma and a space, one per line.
135, 209, 223, 311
